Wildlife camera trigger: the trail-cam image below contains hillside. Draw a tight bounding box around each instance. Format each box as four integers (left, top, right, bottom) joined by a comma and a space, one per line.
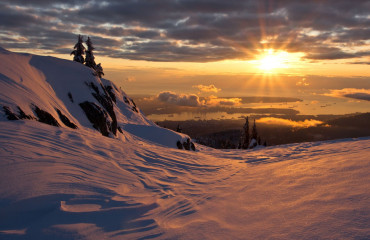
0, 47, 192, 149
0, 49, 369, 239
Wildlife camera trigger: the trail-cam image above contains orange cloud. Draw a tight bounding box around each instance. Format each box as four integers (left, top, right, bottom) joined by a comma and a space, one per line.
156, 91, 242, 107
193, 84, 221, 93
257, 117, 323, 128
205, 95, 242, 106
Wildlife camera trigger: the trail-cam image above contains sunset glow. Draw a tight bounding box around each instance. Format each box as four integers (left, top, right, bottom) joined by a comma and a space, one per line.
1, 2, 370, 239
0, 0, 368, 107
257, 49, 290, 72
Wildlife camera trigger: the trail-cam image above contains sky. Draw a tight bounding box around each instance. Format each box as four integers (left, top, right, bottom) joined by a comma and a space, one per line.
1, 0, 369, 116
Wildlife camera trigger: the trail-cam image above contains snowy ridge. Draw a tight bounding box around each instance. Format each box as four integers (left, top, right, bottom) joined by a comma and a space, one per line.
0, 49, 369, 239
0, 49, 190, 148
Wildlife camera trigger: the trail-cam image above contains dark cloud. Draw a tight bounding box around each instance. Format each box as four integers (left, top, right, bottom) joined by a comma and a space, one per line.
305, 47, 370, 60
157, 91, 202, 107
1, 0, 369, 62
344, 93, 370, 101
324, 88, 370, 101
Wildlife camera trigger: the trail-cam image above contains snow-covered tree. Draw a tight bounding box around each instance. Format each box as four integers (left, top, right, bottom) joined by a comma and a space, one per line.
252, 119, 258, 140
249, 119, 258, 148
95, 63, 104, 78
239, 117, 250, 149
71, 35, 85, 64
85, 37, 96, 69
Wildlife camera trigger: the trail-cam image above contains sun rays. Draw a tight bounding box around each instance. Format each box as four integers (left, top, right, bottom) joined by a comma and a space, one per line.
257, 49, 290, 72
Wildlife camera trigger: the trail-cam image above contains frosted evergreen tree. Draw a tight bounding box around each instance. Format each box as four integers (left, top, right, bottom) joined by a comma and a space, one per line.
95, 63, 104, 78
85, 37, 96, 69
70, 35, 85, 64
252, 119, 258, 140
239, 117, 250, 149
250, 119, 258, 148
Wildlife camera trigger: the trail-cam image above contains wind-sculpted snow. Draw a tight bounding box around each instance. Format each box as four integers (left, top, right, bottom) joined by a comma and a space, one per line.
0, 121, 369, 239
0, 49, 369, 239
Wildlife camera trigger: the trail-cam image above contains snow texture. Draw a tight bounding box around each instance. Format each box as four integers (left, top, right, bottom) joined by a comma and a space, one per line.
0, 49, 369, 240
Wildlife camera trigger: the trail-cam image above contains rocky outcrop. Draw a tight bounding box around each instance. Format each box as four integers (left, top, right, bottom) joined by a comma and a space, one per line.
130, 98, 139, 113
177, 140, 183, 149
33, 105, 60, 127
56, 108, 77, 129
85, 82, 117, 135
79, 101, 111, 137
105, 85, 116, 103
3, 106, 19, 120
2, 105, 76, 129
178, 138, 196, 151
17, 107, 33, 120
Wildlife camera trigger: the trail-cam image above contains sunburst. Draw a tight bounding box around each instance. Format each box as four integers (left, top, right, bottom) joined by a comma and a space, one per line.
257, 49, 290, 72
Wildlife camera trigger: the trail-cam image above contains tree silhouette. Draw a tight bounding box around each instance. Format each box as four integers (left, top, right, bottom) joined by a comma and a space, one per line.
252, 119, 258, 140
85, 37, 96, 69
239, 117, 250, 149
70, 35, 85, 64
95, 63, 104, 78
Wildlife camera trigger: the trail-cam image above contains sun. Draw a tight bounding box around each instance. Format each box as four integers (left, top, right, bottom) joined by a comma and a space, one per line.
257, 49, 290, 72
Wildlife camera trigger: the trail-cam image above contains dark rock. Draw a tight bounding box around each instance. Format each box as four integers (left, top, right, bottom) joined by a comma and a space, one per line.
85, 82, 100, 94
17, 106, 34, 120
132, 106, 138, 113
191, 142, 196, 151
117, 126, 123, 133
33, 105, 60, 127
183, 138, 191, 150
130, 98, 137, 107
67, 92, 74, 103
177, 140, 183, 149
105, 85, 116, 103
124, 96, 130, 104
56, 108, 77, 129
130, 99, 139, 113
91, 92, 117, 135
86, 82, 117, 135
3, 106, 19, 120
79, 101, 110, 137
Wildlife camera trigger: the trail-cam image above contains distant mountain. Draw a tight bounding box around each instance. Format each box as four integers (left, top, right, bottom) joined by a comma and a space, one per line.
326, 112, 370, 129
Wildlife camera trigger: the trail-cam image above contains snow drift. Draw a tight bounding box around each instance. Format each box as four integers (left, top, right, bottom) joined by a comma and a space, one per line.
0, 48, 369, 239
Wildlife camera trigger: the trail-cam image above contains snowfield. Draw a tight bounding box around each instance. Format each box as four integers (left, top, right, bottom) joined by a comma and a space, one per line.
0, 48, 369, 239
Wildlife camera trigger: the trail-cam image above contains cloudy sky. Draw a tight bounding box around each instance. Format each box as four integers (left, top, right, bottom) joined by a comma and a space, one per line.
1, 0, 369, 99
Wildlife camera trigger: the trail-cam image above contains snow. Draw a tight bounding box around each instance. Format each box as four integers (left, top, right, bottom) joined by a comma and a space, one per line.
0, 49, 369, 239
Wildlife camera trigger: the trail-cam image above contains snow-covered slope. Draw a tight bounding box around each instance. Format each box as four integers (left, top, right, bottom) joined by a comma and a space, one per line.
0, 49, 369, 239
0, 48, 190, 148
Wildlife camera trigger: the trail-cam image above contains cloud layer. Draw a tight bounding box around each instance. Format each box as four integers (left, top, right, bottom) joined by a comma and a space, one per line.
193, 84, 221, 93
257, 117, 323, 128
157, 91, 201, 106
1, 0, 370, 62
324, 88, 370, 101
157, 91, 241, 107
